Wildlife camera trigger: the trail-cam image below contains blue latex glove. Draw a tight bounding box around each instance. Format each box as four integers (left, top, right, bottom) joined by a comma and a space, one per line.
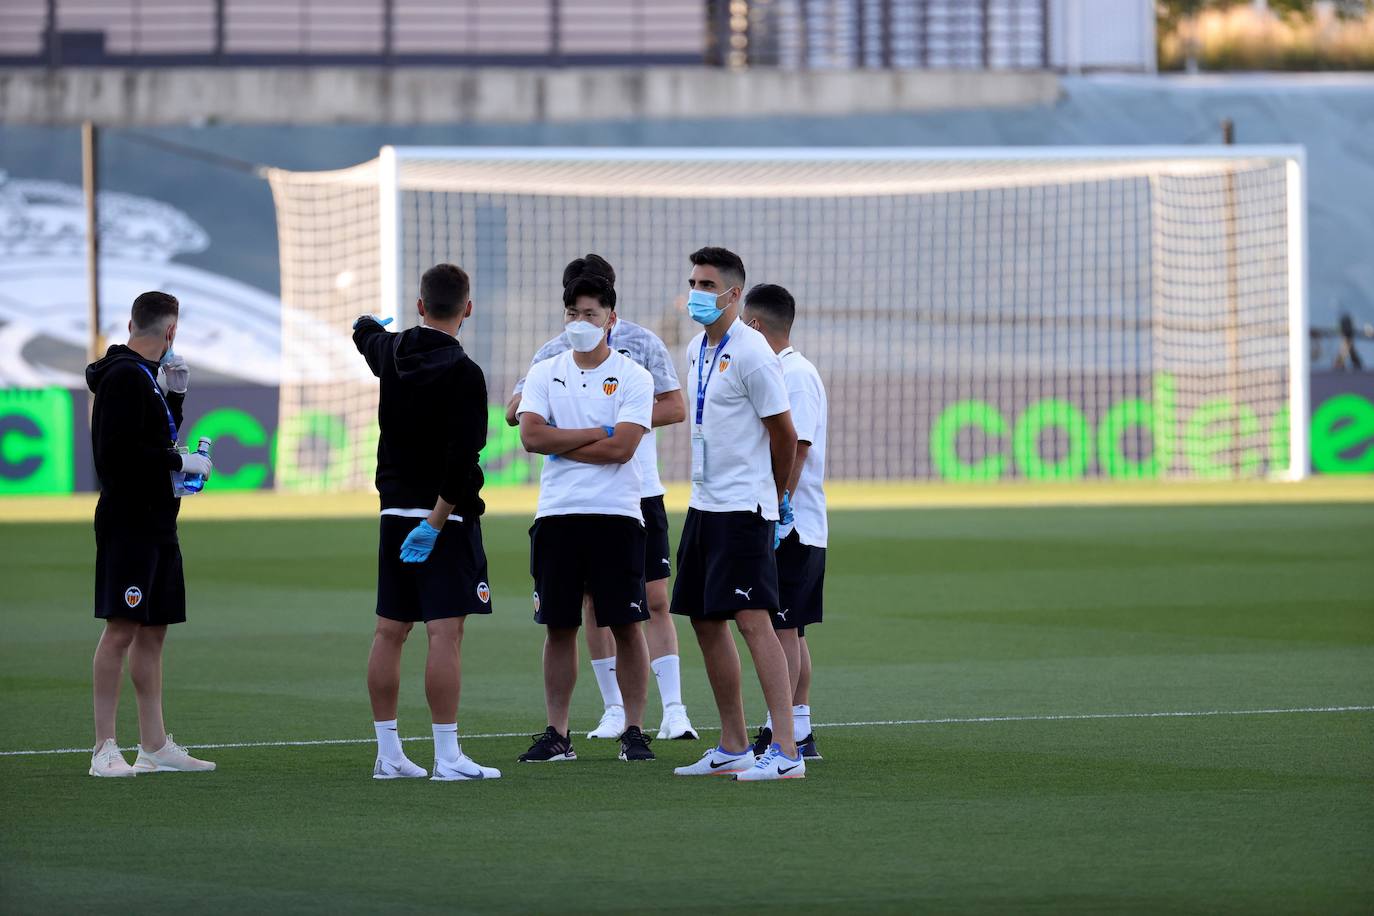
773, 521, 781, 550
399, 520, 440, 563
353, 315, 394, 330
779, 490, 795, 527
602, 425, 615, 437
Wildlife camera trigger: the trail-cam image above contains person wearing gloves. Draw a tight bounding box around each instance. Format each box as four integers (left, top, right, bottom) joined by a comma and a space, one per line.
352, 263, 501, 783
85, 290, 216, 777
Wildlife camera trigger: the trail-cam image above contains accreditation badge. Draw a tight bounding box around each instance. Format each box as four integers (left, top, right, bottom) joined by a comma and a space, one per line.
691, 425, 706, 484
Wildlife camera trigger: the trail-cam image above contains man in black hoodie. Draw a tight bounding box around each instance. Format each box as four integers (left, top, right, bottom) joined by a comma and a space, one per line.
86, 291, 217, 778
352, 263, 501, 782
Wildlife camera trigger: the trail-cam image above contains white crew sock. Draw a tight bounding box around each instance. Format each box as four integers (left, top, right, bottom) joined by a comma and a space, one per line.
793, 704, 812, 742
374, 719, 403, 761
432, 723, 460, 763
764, 712, 774, 731
650, 654, 682, 710
591, 656, 623, 709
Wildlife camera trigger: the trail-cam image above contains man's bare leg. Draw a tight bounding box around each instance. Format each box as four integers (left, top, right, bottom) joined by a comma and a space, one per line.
796, 636, 812, 706
128, 624, 168, 751
424, 617, 465, 724
367, 617, 412, 721
584, 596, 615, 660
609, 623, 649, 729
644, 579, 677, 658
775, 627, 802, 699
543, 626, 580, 736
735, 609, 797, 758
92, 619, 139, 747
691, 617, 748, 752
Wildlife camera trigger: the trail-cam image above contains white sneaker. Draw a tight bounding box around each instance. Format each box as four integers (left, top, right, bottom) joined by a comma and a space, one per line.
735, 743, 806, 781
656, 703, 699, 740
132, 734, 216, 773
89, 739, 136, 778
672, 745, 755, 777
586, 704, 626, 739
373, 754, 428, 780
432, 754, 502, 781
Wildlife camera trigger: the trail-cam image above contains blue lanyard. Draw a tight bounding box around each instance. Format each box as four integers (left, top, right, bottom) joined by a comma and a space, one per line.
135, 363, 178, 445
694, 331, 730, 426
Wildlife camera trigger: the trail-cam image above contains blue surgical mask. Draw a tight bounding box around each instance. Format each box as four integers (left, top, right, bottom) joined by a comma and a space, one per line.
687, 288, 732, 325
160, 345, 175, 365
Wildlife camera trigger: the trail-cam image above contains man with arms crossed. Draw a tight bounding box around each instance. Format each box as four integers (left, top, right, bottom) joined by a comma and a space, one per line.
87, 291, 216, 776
516, 273, 657, 764
353, 263, 500, 782
742, 284, 829, 761
505, 254, 697, 743
670, 247, 805, 782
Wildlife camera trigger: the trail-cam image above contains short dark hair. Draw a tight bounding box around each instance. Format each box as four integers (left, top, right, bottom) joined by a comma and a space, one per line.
689, 246, 745, 289
563, 274, 616, 311
562, 253, 616, 289
743, 283, 796, 335
419, 263, 470, 319
130, 291, 179, 334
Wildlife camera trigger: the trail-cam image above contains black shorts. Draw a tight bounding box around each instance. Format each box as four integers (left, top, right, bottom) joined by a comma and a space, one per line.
94, 534, 186, 626
377, 515, 493, 623
773, 530, 825, 633
670, 508, 780, 620
641, 496, 672, 583
530, 514, 649, 629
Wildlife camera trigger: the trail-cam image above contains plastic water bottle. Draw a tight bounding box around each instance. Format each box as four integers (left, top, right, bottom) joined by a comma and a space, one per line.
183, 437, 212, 494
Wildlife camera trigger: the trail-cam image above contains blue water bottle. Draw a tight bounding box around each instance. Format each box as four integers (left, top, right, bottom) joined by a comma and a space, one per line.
183, 437, 212, 494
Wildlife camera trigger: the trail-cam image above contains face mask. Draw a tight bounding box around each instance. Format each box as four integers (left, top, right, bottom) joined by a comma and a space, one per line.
160, 345, 175, 365
565, 319, 606, 353
687, 288, 732, 325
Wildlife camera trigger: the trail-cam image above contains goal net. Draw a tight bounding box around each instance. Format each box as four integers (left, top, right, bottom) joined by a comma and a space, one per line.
265, 146, 1308, 492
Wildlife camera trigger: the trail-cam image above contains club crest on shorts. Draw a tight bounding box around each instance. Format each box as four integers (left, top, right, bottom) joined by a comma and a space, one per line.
602, 377, 619, 396
123, 586, 143, 608
476, 582, 491, 604
718, 354, 732, 372
532, 590, 541, 612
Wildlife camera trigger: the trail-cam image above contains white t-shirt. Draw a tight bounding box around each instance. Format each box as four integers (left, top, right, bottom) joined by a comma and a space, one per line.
517, 349, 653, 522
512, 318, 679, 498
779, 347, 828, 548
685, 318, 791, 519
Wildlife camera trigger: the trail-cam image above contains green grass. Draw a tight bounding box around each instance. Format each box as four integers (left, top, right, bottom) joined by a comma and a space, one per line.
2, 504, 1372, 914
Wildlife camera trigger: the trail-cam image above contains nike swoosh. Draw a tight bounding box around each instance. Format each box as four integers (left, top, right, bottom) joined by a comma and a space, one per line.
709, 758, 742, 769
778, 764, 800, 775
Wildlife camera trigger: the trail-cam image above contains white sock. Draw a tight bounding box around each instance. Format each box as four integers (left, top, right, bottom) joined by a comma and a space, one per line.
650, 654, 682, 710
793, 704, 811, 742
432, 722, 460, 763
764, 712, 774, 731
374, 719, 403, 761
591, 656, 623, 709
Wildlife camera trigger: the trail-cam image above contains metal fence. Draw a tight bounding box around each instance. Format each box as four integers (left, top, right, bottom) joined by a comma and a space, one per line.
0, 0, 1050, 68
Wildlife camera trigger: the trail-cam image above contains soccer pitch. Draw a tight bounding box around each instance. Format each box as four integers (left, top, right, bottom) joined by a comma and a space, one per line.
2, 501, 1371, 914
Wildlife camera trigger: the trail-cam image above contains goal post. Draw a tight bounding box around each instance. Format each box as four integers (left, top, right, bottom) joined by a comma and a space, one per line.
265, 145, 1309, 493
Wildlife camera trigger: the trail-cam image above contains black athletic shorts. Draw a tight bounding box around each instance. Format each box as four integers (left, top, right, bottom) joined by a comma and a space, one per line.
670, 508, 780, 620
641, 495, 672, 583
94, 534, 186, 626
773, 529, 825, 633
377, 515, 493, 623
530, 514, 649, 629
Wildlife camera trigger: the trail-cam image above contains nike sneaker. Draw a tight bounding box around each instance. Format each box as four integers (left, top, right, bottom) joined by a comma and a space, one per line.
735, 743, 805, 781
89, 738, 136, 778
656, 703, 699, 741
586, 705, 626, 739
618, 725, 656, 762
672, 745, 755, 776
797, 732, 822, 760
373, 754, 428, 780
749, 725, 773, 758
518, 726, 577, 763
432, 754, 502, 781
132, 735, 216, 773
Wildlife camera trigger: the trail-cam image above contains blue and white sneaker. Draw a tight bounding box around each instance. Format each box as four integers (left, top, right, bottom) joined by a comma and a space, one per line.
735, 743, 805, 781
432, 754, 502, 781
673, 745, 755, 777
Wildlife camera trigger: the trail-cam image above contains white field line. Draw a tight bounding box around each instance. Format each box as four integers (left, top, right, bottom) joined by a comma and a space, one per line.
2, 704, 1371, 759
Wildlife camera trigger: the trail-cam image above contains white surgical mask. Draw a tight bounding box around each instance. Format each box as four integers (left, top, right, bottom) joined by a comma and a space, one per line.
565, 319, 606, 353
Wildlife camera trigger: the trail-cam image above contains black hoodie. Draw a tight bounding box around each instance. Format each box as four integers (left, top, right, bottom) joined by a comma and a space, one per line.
353, 320, 487, 517
85, 344, 185, 542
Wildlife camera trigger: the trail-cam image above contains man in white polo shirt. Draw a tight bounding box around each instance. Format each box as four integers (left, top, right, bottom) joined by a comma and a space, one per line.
516, 273, 657, 765
742, 283, 829, 762
669, 247, 805, 782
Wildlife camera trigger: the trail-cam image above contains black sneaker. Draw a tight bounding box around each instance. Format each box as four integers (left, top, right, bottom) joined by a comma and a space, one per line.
749, 726, 772, 758
518, 726, 576, 763
618, 725, 655, 762
797, 732, 822, 760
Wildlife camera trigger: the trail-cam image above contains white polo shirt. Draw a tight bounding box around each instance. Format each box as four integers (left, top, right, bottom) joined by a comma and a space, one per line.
512, 318, 680, 499
779, 347, 828, 548
686, 318, 791, 519
518, 349, 653, 522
